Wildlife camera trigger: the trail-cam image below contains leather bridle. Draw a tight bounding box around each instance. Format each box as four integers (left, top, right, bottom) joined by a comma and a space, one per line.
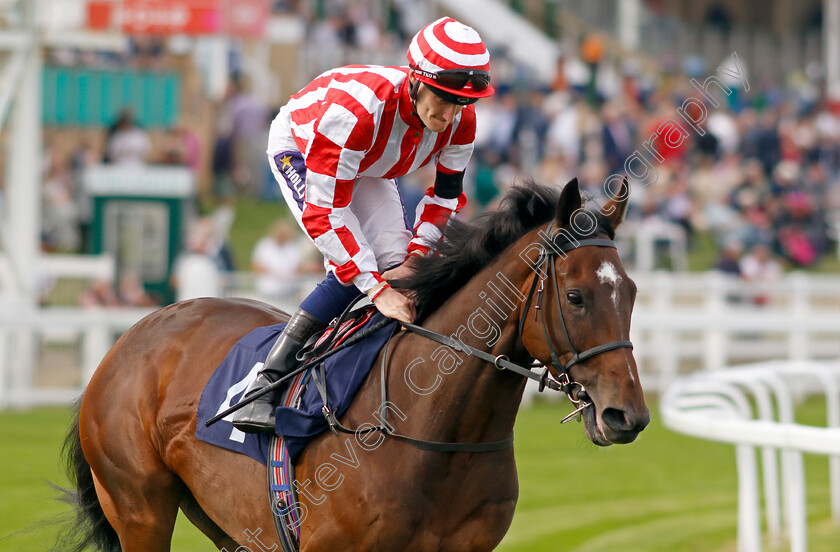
516, 224, 634, 420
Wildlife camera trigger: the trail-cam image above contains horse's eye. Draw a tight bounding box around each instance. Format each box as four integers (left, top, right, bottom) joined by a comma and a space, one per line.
566, 291, 583, 307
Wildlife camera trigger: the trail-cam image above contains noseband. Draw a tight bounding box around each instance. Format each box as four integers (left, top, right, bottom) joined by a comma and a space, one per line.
517, 224, 634, 421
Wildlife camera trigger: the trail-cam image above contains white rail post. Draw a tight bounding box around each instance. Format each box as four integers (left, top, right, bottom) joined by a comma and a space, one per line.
653, 272, 678, 388
3, 0, 41, 409
736, 443, 763, 552
761, 372, 807, 552
82, 325, 110, 385
662, 361, 840, 551
825, 0, 840, 102
742, 377, 782, 544
825, 371, 840, 523
704, 273, 728, 372
787, 274, 809, 361
10, 324, 37, 409
0, 322, 8, 408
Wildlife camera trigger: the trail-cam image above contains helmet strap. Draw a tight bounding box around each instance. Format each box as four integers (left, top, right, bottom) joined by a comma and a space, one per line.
408, 78, 425, 128
409, 78, 421, 102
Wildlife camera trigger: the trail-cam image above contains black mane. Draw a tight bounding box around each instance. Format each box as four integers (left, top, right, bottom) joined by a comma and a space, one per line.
394, 180, 615, 321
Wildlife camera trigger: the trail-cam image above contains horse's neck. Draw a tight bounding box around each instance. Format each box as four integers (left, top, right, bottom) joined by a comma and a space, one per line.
389, 255, 533, 443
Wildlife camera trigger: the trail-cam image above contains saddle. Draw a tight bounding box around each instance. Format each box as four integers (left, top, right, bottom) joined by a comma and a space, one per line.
299, 303, 378, 363
198, 298, 396, 552
270, 300, 380, 552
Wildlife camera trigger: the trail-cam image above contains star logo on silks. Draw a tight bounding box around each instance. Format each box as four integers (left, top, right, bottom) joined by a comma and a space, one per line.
279, 154, 293, 169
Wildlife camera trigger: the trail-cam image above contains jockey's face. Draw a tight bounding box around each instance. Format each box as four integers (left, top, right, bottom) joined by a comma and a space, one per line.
411, 77, 463, 133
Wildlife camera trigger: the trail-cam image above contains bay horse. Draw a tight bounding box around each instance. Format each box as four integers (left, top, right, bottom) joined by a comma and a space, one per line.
59, 179, 648, 552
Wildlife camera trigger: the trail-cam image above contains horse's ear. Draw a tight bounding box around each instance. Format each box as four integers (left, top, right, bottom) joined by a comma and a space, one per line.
555, 178, 581, 227
602, 177, 630, 230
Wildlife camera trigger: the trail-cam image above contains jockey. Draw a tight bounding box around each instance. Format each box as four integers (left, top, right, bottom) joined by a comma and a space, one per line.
233, 17, 495, 433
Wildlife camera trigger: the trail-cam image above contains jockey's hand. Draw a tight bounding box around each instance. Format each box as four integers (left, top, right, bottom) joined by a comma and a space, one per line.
372, 286, 416, 324
381, 261, 416, 283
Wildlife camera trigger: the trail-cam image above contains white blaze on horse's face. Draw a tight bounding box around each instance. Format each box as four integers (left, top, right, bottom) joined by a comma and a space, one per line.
596, 261, 622, 310
594, 259, 635, 385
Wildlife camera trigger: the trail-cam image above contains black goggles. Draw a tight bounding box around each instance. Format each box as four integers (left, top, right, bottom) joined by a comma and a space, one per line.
425, 85, 479, 105
410, 65, 491, 93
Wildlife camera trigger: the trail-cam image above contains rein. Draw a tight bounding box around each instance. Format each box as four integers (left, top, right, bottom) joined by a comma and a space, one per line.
313, 225, 634, 451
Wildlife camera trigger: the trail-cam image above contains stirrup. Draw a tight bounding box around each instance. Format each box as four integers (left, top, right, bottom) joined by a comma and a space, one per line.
232, 374, 279, 433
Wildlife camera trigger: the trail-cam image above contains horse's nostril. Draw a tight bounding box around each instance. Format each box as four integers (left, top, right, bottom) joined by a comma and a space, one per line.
602, 407, 633, 432
602, 407, 650, 434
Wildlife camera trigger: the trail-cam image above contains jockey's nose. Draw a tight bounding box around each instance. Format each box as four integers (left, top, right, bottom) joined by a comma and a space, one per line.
441, 103, 458, 123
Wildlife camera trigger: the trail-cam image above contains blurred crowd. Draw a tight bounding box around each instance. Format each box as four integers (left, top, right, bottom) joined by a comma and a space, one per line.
35, 1, 840, 308
470, 65, 840, 274
270, 0, 840, 278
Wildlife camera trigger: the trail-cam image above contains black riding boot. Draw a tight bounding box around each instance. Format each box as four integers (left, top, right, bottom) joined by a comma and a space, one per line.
232, 309, 324, 433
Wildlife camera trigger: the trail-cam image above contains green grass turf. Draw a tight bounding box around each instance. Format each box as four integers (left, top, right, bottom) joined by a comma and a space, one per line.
2, 400, 839, 551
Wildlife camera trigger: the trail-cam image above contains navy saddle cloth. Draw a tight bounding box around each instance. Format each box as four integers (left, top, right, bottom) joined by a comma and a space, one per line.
195, 312, 397, 464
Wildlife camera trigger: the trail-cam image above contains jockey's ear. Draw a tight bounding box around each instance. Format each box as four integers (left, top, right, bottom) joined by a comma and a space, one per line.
601, 176, 630, 231
408, 71, 420, 102
555, 178, 581, 228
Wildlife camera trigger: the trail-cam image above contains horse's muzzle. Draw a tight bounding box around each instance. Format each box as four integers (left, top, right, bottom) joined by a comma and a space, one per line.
599, 405, 650, 444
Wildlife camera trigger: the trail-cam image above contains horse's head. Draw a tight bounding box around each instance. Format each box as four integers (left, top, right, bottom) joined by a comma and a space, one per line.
520, 178, 649, 446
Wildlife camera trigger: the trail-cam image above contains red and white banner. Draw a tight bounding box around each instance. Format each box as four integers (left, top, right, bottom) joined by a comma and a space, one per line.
87, 0, 267, 37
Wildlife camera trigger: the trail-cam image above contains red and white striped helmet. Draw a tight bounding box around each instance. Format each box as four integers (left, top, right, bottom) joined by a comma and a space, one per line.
407, 17, 495, 103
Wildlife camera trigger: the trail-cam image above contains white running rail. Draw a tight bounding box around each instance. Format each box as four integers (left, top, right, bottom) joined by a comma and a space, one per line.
630, 271, 840, 392
661, 360, 840, 552
0, 253, 153, 408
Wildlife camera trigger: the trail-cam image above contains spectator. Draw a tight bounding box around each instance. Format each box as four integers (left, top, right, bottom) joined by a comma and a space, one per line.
226, 75, 269, 198
79, 278, 121, 308
42, 158, 81, 253
739, 243, 784, 305
601, 101, 636, 174
715, 238, 743, 276
171, 214, 232, 301
251, 219, 316, 300
211, 116, 236, 203
69, 140, 98, 249
118, 271, 159, 307
104, 108, 151, 166
159, 120, 201, 176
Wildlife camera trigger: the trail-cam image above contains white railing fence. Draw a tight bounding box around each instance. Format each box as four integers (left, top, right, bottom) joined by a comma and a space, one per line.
0, 254, 154, 408
0, 306, 154, 408
662, 360, 840, 552
217, 271, 321, 316
630, 271, 840, 393
2, 265, 840, 409
524, 270, 840, 404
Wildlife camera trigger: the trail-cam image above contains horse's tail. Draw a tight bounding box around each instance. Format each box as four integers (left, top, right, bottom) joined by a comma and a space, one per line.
53, 396, 121, 552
